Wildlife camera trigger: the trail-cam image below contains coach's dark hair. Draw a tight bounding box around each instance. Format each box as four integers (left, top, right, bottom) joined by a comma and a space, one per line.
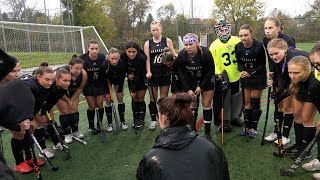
158, 93, 193, 127
288, 56, 311, 95
265, 17, 281, 28
310, 41, 320, 56
56, 68, 71, 79
239, 24, 253, 34
69, 54, 84, 66
34, 61, 54, 76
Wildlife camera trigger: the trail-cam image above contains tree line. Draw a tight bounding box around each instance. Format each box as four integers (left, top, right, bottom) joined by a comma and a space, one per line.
1, 0, 320, 49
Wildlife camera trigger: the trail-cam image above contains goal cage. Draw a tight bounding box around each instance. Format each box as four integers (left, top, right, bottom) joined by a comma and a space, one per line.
0, 21, 109, 68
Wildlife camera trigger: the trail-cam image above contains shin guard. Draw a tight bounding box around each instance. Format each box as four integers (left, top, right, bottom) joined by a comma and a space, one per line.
87, 109, 95, 129
59, 114, 71, 134
70, 112, 80, 132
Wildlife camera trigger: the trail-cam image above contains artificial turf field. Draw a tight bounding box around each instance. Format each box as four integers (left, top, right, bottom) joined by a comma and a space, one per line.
1, 42, 319, 180
1, 85, 320, 180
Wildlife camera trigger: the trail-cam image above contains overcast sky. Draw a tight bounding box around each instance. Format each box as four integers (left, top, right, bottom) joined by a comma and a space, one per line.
1, 0, 315, 19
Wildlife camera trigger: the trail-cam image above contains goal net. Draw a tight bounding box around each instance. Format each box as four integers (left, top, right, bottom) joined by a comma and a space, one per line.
0, 21, 108, 68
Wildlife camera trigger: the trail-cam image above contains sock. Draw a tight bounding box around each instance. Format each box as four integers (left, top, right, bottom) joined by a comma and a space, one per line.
203, 108, 212, 134
294, 122, 303, 150
105, 106, 112, 124
87, 109, 95, 129
97, 108, 104, 128
244, 108, 252, 129
11, 138, 25, 165
302, 126, 316, 151
118, 103, 125, 122
70, 112, 80, 132
148, 101, 157, 122
59, 114, 71, 134
282, 114, 294, 138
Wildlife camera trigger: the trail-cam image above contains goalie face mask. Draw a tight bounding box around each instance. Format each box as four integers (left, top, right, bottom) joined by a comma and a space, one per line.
214, 20, 231, 43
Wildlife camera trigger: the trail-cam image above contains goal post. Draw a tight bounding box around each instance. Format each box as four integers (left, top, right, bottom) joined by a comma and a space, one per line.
0, 21, 109, 68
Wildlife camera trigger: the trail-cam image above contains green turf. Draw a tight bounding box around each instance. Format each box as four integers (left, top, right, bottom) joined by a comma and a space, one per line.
296, 42, 315, 52
1, 84, 319, 180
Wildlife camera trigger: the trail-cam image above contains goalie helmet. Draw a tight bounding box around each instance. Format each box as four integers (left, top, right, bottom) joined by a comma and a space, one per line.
214, 19, 231, 43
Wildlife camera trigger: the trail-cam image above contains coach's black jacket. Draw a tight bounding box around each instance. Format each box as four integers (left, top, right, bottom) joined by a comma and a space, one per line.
0, 80, 35, 131
136, 126, 230, 180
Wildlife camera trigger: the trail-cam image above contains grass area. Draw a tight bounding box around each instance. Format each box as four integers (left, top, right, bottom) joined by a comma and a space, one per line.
8, 51, 74, 68
296, 42, 315, 52
1, 83, 320, 180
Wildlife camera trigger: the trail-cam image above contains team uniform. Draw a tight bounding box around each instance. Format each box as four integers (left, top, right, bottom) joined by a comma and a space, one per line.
210, 36, 242, 131
177, 46, 215, 135
104, 59, 127, 127
80, 52, 106, 131
263, 33, 297, 144
148, 37, 171, 87
235, 39, 267, 135
122, 52, 148, 127
271, 49, 309, 148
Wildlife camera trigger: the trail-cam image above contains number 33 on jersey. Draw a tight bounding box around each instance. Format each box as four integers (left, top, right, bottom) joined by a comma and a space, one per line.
209, 36, 241, 83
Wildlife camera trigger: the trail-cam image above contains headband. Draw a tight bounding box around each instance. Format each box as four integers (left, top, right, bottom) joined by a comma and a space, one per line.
183, 36, 198, 43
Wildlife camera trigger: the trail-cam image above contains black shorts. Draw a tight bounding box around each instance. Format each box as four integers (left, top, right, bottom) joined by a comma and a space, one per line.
240, 76, 266, 90
296, 88, 314, 102
128, 79, 148, 93
170, 75, 183, 94
83, 84, 106, 96
149, 76, 170, 87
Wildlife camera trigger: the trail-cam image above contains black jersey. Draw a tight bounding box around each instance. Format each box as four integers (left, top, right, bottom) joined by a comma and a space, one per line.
122, 53, 147, 89
263, 32, 296, 73
177, 46, 215, 91
308, 72, 320, 111
40, 82, 67, 115
149, 37, 169, 77
106, 59, 127, 84
24, 79, 51, 115
274, 49, 309, 91
235, 39, 267, 77
80, 53, 106, 88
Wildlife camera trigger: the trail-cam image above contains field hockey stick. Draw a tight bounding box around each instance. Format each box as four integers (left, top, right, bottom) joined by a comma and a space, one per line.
242, 86, 248, 143
69, 130, 87, 145
191, 81, 200, 132
108, 80, 120, 133
261, 86, 271, 145
273, 97, 284, 158
92, 84, 106, 143
29, 130, 59, 171
128, 79, 138, 135
46, 112, 71, 160
26, 130, 43, 180
280, 130, 320, 176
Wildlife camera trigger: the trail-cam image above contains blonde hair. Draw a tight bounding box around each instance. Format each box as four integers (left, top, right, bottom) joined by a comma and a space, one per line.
267, 38, 288, 50
288, 56, 311, 95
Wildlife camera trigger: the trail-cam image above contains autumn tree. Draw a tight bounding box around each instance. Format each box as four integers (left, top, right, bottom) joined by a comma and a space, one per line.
212, 0, 265, 33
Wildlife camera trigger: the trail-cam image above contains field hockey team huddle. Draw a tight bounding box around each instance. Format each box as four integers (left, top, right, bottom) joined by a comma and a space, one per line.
1, 16, 320, 180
